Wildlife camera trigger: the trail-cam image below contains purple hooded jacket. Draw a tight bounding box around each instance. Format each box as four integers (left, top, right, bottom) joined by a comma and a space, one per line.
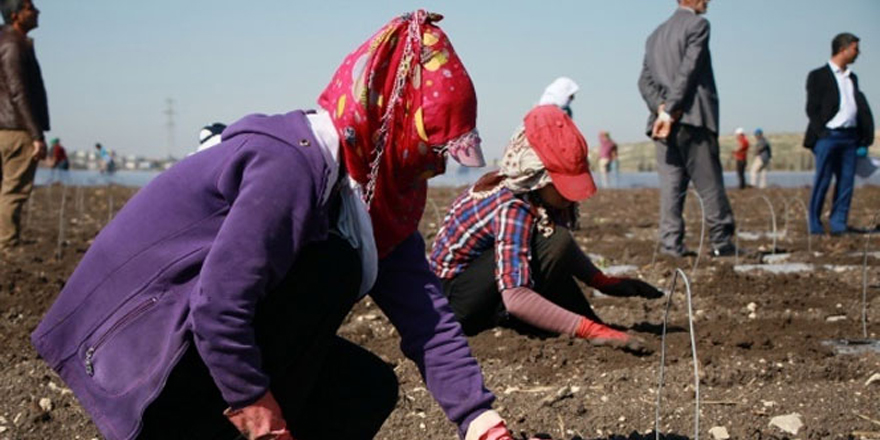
31, 111, 494, 440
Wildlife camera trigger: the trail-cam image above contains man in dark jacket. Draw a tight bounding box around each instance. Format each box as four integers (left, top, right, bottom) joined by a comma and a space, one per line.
638, 0, 737, 257
804, 32, 874, 235
0, 0, 48, 250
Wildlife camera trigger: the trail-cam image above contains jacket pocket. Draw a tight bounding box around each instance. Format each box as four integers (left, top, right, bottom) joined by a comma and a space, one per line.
81, 288, 170, 395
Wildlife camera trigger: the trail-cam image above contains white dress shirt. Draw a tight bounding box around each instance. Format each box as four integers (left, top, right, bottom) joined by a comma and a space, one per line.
825, 60, 858, 129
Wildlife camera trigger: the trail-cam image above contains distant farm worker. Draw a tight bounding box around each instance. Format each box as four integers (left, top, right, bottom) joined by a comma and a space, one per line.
538, 76, 579, 117
733, 127, 749, 189
749, 128, 771, 188
94, 142, 115, 173
431, 105, 663, 353
33, 11, 530, 440
48, 137, 68, 169
46, 137, 67, 183
197, 122, 226, 152
597, 130, 618, 188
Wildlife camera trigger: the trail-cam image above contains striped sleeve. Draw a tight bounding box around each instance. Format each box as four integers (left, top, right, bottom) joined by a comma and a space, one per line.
492, 199, 535, 291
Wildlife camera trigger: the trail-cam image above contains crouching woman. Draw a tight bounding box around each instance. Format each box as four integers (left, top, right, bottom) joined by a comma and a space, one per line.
431, 105, 663, 352
32, 11, 519, 440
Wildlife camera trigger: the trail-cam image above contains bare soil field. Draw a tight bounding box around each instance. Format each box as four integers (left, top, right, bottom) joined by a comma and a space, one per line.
1, 183, 878, 439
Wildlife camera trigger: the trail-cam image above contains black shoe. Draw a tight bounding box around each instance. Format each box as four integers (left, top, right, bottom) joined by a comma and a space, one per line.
830, 226, 868, 237
659, 247, 697, 258
710, 243, 738, 257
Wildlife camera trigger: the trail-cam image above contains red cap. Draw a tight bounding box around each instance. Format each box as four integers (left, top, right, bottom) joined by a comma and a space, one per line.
523, 105, 596, 202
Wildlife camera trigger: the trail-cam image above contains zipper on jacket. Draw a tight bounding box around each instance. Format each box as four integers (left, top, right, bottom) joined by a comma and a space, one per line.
84, 296, 158, 377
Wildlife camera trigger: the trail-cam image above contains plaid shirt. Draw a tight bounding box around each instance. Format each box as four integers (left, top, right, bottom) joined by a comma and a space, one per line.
430, 187, 536, 291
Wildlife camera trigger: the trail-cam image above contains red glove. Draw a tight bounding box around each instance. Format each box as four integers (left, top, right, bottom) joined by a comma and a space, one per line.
576, 317, 647, 353
224, 391, 294, 440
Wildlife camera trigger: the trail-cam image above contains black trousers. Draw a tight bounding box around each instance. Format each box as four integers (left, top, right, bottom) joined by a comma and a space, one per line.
440, 226, 600, 336
139, 234, 398, 440
655, 124, 736, 252
736, 159, 747, 189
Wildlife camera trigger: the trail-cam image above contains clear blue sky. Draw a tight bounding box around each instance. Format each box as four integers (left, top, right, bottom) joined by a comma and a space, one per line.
34, 0, 880, 160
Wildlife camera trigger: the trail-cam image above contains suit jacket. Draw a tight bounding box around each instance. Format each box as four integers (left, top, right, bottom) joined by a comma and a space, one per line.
638, 8, 719, 136
803, 63, 874, 148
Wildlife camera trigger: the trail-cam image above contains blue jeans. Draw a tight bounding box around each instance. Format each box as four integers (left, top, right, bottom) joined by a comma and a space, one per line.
808, 130, 858, 234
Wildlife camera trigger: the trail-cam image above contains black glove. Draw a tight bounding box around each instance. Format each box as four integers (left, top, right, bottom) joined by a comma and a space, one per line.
590, 273, 664, 299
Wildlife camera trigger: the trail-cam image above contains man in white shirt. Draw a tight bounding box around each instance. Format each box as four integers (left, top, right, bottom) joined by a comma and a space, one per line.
804, 32, 874, 235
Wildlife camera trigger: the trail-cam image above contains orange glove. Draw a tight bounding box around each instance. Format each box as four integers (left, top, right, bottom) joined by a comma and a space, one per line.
576, 317, 647, 353
224, 391, 294, 440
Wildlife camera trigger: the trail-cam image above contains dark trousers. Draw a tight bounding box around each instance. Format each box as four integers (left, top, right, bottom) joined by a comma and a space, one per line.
441, 227, 598, 336
139, 235, 398, 440
735, 159, 747, 189
808, 130, 858, 234
654, 124, 735, 252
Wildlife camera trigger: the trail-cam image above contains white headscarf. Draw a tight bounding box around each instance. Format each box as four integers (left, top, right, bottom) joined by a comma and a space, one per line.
538, 77, 579, 109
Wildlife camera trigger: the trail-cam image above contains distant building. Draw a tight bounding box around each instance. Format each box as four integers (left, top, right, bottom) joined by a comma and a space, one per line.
65, 150, 173, 171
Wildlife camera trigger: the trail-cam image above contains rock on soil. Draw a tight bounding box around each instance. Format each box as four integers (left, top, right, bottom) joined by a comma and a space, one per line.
709, 426, 730, 440
769, 413, 804, 435
37, 398, 52, 412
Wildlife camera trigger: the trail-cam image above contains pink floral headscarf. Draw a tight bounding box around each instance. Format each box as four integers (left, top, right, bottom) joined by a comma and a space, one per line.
318, 10, 483, 257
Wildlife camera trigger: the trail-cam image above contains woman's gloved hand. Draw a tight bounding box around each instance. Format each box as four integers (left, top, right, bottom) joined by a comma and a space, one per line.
481, 422, 514, 440
589, 272, 664, 299
576, 317, 648, 354
224, 391, 294, 440
466, 411, 511, 440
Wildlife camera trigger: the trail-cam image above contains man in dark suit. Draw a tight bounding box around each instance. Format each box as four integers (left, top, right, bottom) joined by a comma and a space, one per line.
638, 0, 736, 257
804, 32, 874, 235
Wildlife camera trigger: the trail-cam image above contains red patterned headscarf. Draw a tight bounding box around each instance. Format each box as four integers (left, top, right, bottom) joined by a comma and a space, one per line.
318, 10, 482, 257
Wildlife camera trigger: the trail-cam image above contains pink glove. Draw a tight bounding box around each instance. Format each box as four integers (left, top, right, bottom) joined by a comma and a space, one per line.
224, 391, 294, 440
466, 411, 510, 440
481, 421, 551, 440
466, 410, 551, 440
480, 422, 514, 440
